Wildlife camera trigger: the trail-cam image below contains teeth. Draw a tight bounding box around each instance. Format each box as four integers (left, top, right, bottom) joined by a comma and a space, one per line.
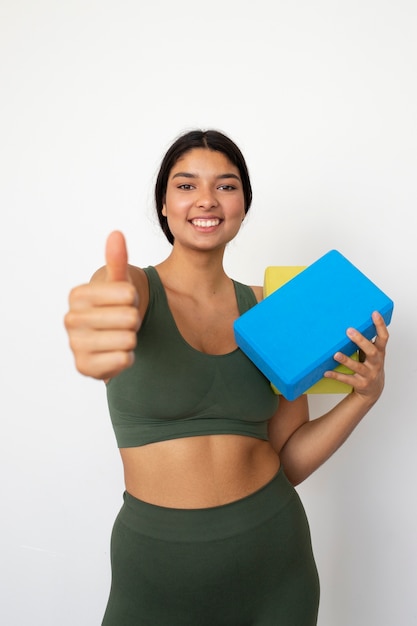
192, 219, 220, 227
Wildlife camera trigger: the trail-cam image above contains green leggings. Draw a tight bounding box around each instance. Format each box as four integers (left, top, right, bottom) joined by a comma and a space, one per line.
102, 467, 320, 625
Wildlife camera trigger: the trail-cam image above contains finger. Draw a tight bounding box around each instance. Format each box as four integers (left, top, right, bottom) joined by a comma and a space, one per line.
371, 311, 389, 348
74, 349, 135, 380
68, 283, 138, 310
105, 230, 129, 283
69, 329, 138, 354
344, 312, 388, 362
333, 350, 364, 373
65, 305, 140, 331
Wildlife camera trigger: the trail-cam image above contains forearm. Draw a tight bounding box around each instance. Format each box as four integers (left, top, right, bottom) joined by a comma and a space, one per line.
279, 392, 377, 485
274, 312, 388, 485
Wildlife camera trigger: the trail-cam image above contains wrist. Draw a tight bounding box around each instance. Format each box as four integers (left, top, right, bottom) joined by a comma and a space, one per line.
349, 389, 379, 413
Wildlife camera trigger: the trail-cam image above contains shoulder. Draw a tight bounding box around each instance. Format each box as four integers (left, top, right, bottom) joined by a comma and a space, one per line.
250, 285, 263, 303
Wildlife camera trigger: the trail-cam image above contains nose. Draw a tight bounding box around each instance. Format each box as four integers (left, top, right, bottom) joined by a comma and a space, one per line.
196, 186, 218, 209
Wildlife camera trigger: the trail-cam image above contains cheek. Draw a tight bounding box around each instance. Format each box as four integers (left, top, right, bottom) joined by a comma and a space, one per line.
164, 191, 191, 216
231, 199, 246, 221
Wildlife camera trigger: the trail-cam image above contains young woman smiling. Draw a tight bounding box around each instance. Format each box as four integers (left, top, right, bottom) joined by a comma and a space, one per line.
64, 129, 388, 625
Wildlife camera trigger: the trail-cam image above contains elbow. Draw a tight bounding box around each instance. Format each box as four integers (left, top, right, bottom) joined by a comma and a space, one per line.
279, 447, 316, 486
281, 465, 308, 487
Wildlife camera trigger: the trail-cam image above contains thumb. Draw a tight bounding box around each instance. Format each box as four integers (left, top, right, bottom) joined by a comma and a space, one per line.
105, 231, 130, 282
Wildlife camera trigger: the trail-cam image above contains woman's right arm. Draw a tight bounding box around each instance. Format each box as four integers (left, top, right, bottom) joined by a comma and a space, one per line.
64, 231, 147, 381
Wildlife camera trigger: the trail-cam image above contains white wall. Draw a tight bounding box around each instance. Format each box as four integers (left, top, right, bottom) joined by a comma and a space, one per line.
1, 1, 416, 624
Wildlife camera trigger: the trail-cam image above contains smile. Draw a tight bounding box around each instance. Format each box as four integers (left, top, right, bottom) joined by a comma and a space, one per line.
190, 218, 221, 228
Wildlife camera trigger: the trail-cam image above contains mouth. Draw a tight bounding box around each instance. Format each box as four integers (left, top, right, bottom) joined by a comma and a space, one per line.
190, 218, 222, 228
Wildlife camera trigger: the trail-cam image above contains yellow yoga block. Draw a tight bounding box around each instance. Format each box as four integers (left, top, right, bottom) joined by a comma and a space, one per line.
264, 265, 357, 395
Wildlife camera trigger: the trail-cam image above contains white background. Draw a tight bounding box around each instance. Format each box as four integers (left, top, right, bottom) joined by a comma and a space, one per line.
1, 1, 416, 624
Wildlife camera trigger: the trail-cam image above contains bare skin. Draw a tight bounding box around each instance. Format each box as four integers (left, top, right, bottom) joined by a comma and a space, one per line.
64, 148, 389, 508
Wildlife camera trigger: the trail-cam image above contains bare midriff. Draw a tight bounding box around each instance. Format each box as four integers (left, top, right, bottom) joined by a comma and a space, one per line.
120, 435, 281, 509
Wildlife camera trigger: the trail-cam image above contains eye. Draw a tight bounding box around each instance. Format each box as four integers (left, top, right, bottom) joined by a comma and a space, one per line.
218, 184, 237, 191
177, 183, 195, 190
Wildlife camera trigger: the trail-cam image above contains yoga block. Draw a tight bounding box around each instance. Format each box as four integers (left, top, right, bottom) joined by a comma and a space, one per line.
264, 265, 359, 395
234, 250, 394, 401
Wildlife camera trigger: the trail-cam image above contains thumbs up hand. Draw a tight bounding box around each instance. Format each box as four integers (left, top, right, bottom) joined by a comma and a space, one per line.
64, 231, 141, 380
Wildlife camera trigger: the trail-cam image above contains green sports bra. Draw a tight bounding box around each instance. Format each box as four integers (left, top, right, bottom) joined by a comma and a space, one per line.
106, 266, 279, 448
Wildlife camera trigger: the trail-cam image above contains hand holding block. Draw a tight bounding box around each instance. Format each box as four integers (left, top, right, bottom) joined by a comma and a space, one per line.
264, 265, 359, 395
234, 250, 394, 401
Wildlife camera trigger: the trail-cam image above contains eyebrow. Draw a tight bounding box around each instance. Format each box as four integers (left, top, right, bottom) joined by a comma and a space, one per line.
172, 172, 241, 181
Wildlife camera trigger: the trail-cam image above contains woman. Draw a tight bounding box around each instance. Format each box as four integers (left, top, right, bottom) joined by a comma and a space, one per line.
64, 129, 388, 625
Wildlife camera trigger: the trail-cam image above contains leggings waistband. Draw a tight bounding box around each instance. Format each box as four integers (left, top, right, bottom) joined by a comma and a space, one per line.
119, 465, 298, 542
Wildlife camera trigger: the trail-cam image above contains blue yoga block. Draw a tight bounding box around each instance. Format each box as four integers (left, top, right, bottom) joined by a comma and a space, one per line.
234, 250, 394, 401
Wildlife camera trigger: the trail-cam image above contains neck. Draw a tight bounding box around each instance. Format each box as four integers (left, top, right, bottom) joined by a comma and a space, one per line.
156, 244, 230, 295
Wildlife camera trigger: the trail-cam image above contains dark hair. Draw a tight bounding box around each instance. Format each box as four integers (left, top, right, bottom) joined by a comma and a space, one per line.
155, 129, 252, 245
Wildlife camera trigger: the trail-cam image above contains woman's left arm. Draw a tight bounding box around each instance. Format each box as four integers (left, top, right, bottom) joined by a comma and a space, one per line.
269, 311, 389, 485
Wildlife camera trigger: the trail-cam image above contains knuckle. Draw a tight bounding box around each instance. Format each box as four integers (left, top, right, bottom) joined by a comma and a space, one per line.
67, 325, 87, 347
127, 308, 141, 329
125, 332, 137, 351
122, 284, 138, 305
69, 334, 84, 353
63, 311, 71, 330
68, 284, 86, 304
64, 310, 78, 330
74, 353, 91, 376
117, 306, 140, 329
114, 351, 135, 372
127, 284, 138, 300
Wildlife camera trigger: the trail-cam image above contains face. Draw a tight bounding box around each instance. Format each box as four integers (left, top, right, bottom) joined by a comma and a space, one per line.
162, 148, 246, 251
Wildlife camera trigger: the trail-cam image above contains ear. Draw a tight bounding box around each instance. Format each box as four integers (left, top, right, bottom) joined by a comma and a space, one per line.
162, 204, 167, 217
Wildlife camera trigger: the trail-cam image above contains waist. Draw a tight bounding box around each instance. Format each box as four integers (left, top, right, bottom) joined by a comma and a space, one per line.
118, 465, 298, 541
120, 434, 281, 509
